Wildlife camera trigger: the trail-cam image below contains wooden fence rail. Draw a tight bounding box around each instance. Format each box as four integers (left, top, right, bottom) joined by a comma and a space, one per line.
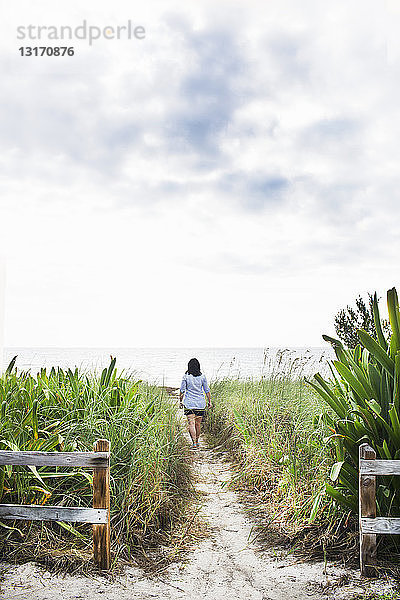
0, 439, 111, 570
359, 442, 400, 576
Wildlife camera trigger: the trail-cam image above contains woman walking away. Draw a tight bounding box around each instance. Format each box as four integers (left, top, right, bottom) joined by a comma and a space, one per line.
179, 358, 211, 450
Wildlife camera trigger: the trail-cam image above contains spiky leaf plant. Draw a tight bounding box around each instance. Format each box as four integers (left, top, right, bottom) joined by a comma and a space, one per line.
308, 288, 400, 516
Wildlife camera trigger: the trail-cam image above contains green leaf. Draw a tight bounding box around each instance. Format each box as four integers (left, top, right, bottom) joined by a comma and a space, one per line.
333, 361, 371, 404
325, 484, 357, 511
373, 292, 388, 350
389, 405, 400, 447
368, 364, 382, 400
310, 374, 347, 418
346, 359, 376, 401
361, 348, 370, 372
366, 399, 382, 416
358, 330, 394, 377
309, 490, 325, 523
5, 356, 17, 375
32, 400, 39, 441
394, 352, 400, 413
322, 335, 351, 366
388, 288, 400, 358
56, 521, 86, 540
382, 439, 392, 459
27, 465, 49, 490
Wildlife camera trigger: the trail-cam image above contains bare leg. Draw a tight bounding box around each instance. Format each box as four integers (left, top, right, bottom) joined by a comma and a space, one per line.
195, 416, 203, 443
187, 415, 196, 443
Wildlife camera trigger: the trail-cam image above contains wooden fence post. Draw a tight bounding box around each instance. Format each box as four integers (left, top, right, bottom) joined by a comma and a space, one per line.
93, 439, 111, 570
359, 443, 377, 576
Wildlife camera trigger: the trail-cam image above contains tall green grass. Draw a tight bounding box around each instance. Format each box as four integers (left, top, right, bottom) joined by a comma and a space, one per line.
206, 355, 336, 533
0, 357, 194, 566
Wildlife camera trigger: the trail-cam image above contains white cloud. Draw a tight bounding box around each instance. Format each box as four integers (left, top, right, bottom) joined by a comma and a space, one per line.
0, 0, 399, 347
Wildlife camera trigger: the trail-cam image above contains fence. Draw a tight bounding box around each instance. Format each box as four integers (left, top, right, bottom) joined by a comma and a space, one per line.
359, 442, 400, 576
0, 438, 111, 569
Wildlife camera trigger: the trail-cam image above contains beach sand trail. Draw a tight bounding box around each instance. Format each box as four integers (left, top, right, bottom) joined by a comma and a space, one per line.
0, 445, 387, 600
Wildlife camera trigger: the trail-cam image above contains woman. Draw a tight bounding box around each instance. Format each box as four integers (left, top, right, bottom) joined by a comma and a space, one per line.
179, 358, 211, 450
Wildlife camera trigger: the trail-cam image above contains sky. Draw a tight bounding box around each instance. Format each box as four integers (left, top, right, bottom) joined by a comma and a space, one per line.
0, 0, 399, 348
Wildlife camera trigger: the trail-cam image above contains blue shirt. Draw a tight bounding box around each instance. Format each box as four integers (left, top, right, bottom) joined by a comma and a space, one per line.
180, 373, 210, 409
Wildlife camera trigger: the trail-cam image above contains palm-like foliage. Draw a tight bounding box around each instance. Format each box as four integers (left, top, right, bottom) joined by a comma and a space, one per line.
308, 288, 400, 516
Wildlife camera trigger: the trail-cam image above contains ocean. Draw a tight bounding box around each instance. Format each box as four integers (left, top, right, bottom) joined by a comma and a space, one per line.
2, 347, 334, 387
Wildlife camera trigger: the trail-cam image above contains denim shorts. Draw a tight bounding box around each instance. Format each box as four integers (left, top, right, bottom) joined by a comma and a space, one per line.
184, 408, 205, 417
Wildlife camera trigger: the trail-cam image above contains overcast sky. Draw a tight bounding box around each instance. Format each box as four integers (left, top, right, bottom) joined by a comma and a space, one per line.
0, 0, 399, 348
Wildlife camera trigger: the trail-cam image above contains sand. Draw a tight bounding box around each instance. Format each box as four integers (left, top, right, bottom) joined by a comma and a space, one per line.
0, 445, 396, 600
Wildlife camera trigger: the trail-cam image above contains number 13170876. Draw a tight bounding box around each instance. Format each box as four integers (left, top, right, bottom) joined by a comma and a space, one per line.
19, 47, 75, 56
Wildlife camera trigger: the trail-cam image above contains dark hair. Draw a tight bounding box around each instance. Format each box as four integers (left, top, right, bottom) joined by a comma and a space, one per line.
186, 358, 201, 377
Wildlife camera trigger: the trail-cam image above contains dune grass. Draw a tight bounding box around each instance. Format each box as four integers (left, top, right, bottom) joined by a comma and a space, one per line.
204, 352, 355, 557
206, 377, 334, 528
204, 344, 400, 570
0, 358, 194, 570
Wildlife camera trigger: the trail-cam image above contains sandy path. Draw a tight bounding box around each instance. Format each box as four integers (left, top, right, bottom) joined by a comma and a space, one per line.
0, 445, 389, 600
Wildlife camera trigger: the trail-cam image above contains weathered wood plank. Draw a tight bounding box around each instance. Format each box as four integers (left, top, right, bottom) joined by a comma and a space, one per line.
0, 504, 108, 523
92, 440, 111, 570
360, 460, 400, 476
0, 451, 109, 468
359, 443, 377, 577
361, 517, 400, 535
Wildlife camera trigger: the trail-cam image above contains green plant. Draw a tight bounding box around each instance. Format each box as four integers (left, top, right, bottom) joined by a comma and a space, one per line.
308, 287, 400, 517
0, 357, 194, 565
206, 352, 334, 532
